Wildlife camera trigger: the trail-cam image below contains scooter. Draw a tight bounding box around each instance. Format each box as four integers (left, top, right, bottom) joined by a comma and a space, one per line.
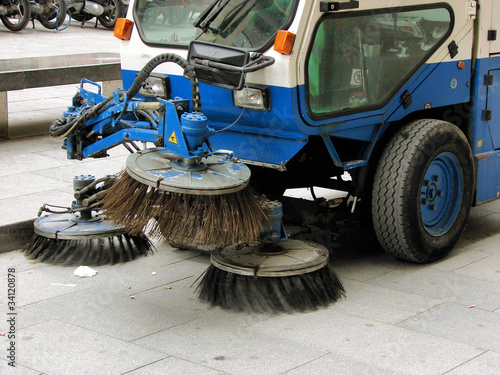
0, 0, 30, 31
30, 0, 66, 30
64, 0, 126, 29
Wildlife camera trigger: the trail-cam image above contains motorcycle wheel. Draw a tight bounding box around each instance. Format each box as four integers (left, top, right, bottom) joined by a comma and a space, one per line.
98, 0, 126, 29
0, 0, 31, 31
38, 0, 67, 29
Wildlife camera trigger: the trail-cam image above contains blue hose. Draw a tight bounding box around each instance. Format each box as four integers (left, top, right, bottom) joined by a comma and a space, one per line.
55, 8, 72, 32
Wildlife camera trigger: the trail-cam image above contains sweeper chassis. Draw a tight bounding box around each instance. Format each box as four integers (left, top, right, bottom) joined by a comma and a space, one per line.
28, 51, 346, 312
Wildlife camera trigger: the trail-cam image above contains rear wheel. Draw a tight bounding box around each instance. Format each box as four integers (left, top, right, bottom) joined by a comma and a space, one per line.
37, 0, 67, 29
97, 0, 125, 29
372, 119, 474, 263
0, 0, 31, 31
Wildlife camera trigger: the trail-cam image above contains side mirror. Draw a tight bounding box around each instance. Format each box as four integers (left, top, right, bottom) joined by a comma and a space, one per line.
187, 41, 249, 90
187, 41, 274, 90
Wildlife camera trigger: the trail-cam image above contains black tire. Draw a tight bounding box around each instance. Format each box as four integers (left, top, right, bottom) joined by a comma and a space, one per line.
37, 0, 67, 29
371, 119, 474, 263
97, 0, 126, 29
0, 0, 31, 31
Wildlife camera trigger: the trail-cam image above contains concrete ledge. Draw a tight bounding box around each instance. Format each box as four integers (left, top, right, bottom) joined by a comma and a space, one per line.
1, 53, 122, 139
0, 219, 35, 254
0, 53, 121, 92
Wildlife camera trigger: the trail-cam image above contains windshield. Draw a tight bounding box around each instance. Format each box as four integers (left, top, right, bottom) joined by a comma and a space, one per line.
134, 0, 295, 50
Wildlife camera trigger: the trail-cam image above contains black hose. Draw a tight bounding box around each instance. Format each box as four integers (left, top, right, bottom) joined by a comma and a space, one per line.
50, 53, 201, 138
126, 53, 201, 112
50, 96, 113, 138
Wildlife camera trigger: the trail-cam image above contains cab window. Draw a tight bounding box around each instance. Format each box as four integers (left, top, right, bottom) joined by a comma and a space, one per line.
134, 0, 296, 50
306, 6, 453, 118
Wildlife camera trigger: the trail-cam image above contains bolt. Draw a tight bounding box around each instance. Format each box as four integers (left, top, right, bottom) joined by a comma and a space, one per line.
433, 175, 441, 182
422, 198, 429, 205
437, 190, 444, 197
430, 204, 437, 211
424, 180, 431, 187
428, 190, 435, 199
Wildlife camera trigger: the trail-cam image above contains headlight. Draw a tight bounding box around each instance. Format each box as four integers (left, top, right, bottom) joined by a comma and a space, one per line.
139, 74, 171, 99
232, 85, 270, 110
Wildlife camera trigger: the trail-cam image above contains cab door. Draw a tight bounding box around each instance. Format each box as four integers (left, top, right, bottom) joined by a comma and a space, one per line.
485, 1, 500, 149
486, 69, 500, 149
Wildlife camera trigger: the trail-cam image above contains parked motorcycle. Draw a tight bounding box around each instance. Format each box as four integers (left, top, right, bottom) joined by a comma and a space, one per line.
64, 0, 126, 29
0, 0, 31, 31
30, 0, 66, 29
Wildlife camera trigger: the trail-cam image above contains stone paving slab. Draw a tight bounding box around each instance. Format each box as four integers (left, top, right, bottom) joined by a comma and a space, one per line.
0, 190, 74, 227
32, 158, 126, 184
285, 351, 409, 375
0, 173, 71, 201
0, 152, 73, 178
366, 264, 500, 311
330, 279, 443, 324
0, 134, 63, 156
23, 287, 202, 342
452, 253, 500, 282
133, 311, 326, 375
458, 211, 500, 246
125, 356, 229, 375
15, 263, 95, 307
397, 302, 500, 353
245, 310, 486, 375
0, 133, 131, 229
446, 350, 500, 375
2, 320, 167, 375
0, 358, 42, 375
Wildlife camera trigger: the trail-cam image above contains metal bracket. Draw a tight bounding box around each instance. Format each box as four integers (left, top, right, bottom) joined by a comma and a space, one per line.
466, 1, 477, 20
485, 74, 494, 86
448, 41, 459, 59
82, 129, 158, 158
161, 100, 191, 159
401, 90, 413, 109
483, 109, 492, 122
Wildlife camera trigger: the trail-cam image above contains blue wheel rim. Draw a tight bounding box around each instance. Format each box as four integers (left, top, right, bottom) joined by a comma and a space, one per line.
420, 152, 463, 236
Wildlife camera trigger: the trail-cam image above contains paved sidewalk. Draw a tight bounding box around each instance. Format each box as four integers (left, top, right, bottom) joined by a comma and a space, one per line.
1, 178, 499, 374
1, 16, 499, 375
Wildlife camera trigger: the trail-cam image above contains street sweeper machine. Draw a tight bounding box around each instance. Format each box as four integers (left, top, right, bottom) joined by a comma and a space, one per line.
24, 0, 500, 312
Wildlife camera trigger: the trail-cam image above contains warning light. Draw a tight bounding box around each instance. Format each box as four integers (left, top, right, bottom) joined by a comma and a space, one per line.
274, 30, 296, 55
114, 18, 134, 40
458, 61, 466, 70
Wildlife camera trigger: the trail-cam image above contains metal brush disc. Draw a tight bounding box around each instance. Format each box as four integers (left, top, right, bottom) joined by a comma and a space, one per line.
34, 213, 124, 240
125, 148, 250, 195
210, 240, 330, 277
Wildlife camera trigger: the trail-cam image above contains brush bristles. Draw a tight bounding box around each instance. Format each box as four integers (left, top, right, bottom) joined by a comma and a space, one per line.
23, 233, 154, 266
102, 171, 265, 246
197, 264, 345, 314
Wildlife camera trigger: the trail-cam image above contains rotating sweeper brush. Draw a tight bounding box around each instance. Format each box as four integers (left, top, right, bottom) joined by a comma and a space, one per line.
34, 46, 344, 312
197, 200, 345, 313
23, 174, 153, 265
101, 123, 265, 247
